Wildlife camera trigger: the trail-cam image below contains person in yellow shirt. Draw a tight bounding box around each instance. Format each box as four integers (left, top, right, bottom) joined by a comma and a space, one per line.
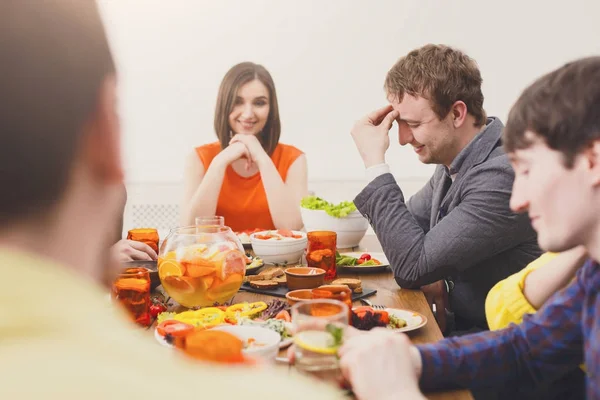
485, 247, 587, 329
482, 247, 588, 400
0, 2, 342, 399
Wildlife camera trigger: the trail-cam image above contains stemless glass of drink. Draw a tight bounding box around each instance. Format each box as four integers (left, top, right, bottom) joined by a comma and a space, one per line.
127, 228, 160, 253
306, 231, 337, 281
292, 299, 348, 381
111, 267, 151, 327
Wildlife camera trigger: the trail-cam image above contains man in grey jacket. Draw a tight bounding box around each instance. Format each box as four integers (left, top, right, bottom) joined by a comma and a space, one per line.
351, 44, 541, 334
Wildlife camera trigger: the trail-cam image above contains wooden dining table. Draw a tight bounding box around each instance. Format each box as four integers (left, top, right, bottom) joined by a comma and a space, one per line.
154, 235, 473, 400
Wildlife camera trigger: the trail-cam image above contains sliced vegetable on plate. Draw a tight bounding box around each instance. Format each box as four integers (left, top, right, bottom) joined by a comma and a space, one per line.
155, 299, 294, 347
245, 255, 264, 271
156, 320, 194, 338
336, 251, 384, 267
350, 306, 426, 333
149, 296, 168, 318
275, 310, 291, 322
174, 329, 250, 364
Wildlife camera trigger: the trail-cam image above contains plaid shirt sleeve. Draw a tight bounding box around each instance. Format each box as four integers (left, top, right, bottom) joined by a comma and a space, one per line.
417, 260, 590, 392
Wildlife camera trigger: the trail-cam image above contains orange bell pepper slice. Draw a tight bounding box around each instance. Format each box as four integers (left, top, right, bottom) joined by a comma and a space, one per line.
275, 310, 291, 322
175, 330, 248, 364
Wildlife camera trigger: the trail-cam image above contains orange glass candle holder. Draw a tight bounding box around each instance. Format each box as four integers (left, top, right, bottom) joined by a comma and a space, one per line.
112, 267, 151, 327
306, 231, 337, 281
127, 228, 159, 253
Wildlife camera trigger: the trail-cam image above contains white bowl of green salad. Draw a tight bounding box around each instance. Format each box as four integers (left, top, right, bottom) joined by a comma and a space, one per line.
300, 196, 369, 248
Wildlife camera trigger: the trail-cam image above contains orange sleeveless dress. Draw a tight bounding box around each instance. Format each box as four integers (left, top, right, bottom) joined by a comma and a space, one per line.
195, 142, 304, 232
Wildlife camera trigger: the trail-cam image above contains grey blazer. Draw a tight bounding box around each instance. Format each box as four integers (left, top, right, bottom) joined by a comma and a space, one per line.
354, 117, 542, 330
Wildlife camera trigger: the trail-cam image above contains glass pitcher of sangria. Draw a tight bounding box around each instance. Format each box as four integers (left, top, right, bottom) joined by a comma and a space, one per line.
158, 226, 246, 307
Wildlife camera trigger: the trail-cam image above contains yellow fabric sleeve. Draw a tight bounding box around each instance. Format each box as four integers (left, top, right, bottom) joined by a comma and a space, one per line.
485, 252, 558, 330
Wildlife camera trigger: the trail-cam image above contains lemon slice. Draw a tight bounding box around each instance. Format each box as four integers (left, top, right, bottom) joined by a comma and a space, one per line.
294, 331, 339, 355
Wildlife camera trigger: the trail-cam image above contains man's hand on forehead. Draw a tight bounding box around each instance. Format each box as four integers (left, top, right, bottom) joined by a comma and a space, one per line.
351, 105, 400, 168
367, 104, 398, 127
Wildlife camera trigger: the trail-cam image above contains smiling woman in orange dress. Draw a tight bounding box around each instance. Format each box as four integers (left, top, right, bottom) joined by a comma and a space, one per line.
181, 62, 308, 232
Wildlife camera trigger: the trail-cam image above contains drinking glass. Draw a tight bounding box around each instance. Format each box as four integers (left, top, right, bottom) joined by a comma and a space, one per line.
292, 299, 348, 380
127, 228, 159, 253
306, 231, 337, 281
112, 267, 151, 327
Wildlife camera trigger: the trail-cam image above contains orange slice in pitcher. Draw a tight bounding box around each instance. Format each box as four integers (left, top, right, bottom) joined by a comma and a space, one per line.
206, 273, 244, 301
185, 258, 217, 278
206, 274, 244, 300
201, 275, 215, 288
158, 259, 186, 279
163, 276, 195, 294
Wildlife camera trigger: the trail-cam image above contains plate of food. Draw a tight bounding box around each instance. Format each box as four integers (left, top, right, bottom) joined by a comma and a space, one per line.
351, 306, 427, 333
154, 299, 294, 349
245, 254, 265, 275
336, 251, 390, 273
236, 229, 265, 249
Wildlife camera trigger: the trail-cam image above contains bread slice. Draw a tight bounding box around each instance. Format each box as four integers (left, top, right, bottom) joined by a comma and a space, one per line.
273, 275, 287, 287
319, 284, 351, 292
332, 278, 362, 289
244, 275, 264, 283
259, 267, 284, 280
353, 286, 363, 294
249, 280, 279, 290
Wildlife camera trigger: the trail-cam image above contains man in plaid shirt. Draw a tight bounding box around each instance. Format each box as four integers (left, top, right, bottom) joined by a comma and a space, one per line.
336, 57, 600, 399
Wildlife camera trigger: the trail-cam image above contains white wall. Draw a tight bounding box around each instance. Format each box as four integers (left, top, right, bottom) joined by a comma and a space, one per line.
98, 0, 600, 205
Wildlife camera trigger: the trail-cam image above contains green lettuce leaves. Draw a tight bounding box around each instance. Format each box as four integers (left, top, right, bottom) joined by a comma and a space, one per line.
301, 196, 357, 218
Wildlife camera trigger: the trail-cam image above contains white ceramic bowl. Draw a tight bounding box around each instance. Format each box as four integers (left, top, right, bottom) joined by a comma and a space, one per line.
300, 208, 368, 248
250, 230, 307, 265
211, 325, 280, 362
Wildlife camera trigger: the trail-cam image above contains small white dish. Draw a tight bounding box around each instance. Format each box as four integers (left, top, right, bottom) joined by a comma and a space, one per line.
250, 230, 307, 265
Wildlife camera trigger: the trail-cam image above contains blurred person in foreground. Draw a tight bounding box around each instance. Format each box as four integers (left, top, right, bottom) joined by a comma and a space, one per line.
0, 1, 340, 398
